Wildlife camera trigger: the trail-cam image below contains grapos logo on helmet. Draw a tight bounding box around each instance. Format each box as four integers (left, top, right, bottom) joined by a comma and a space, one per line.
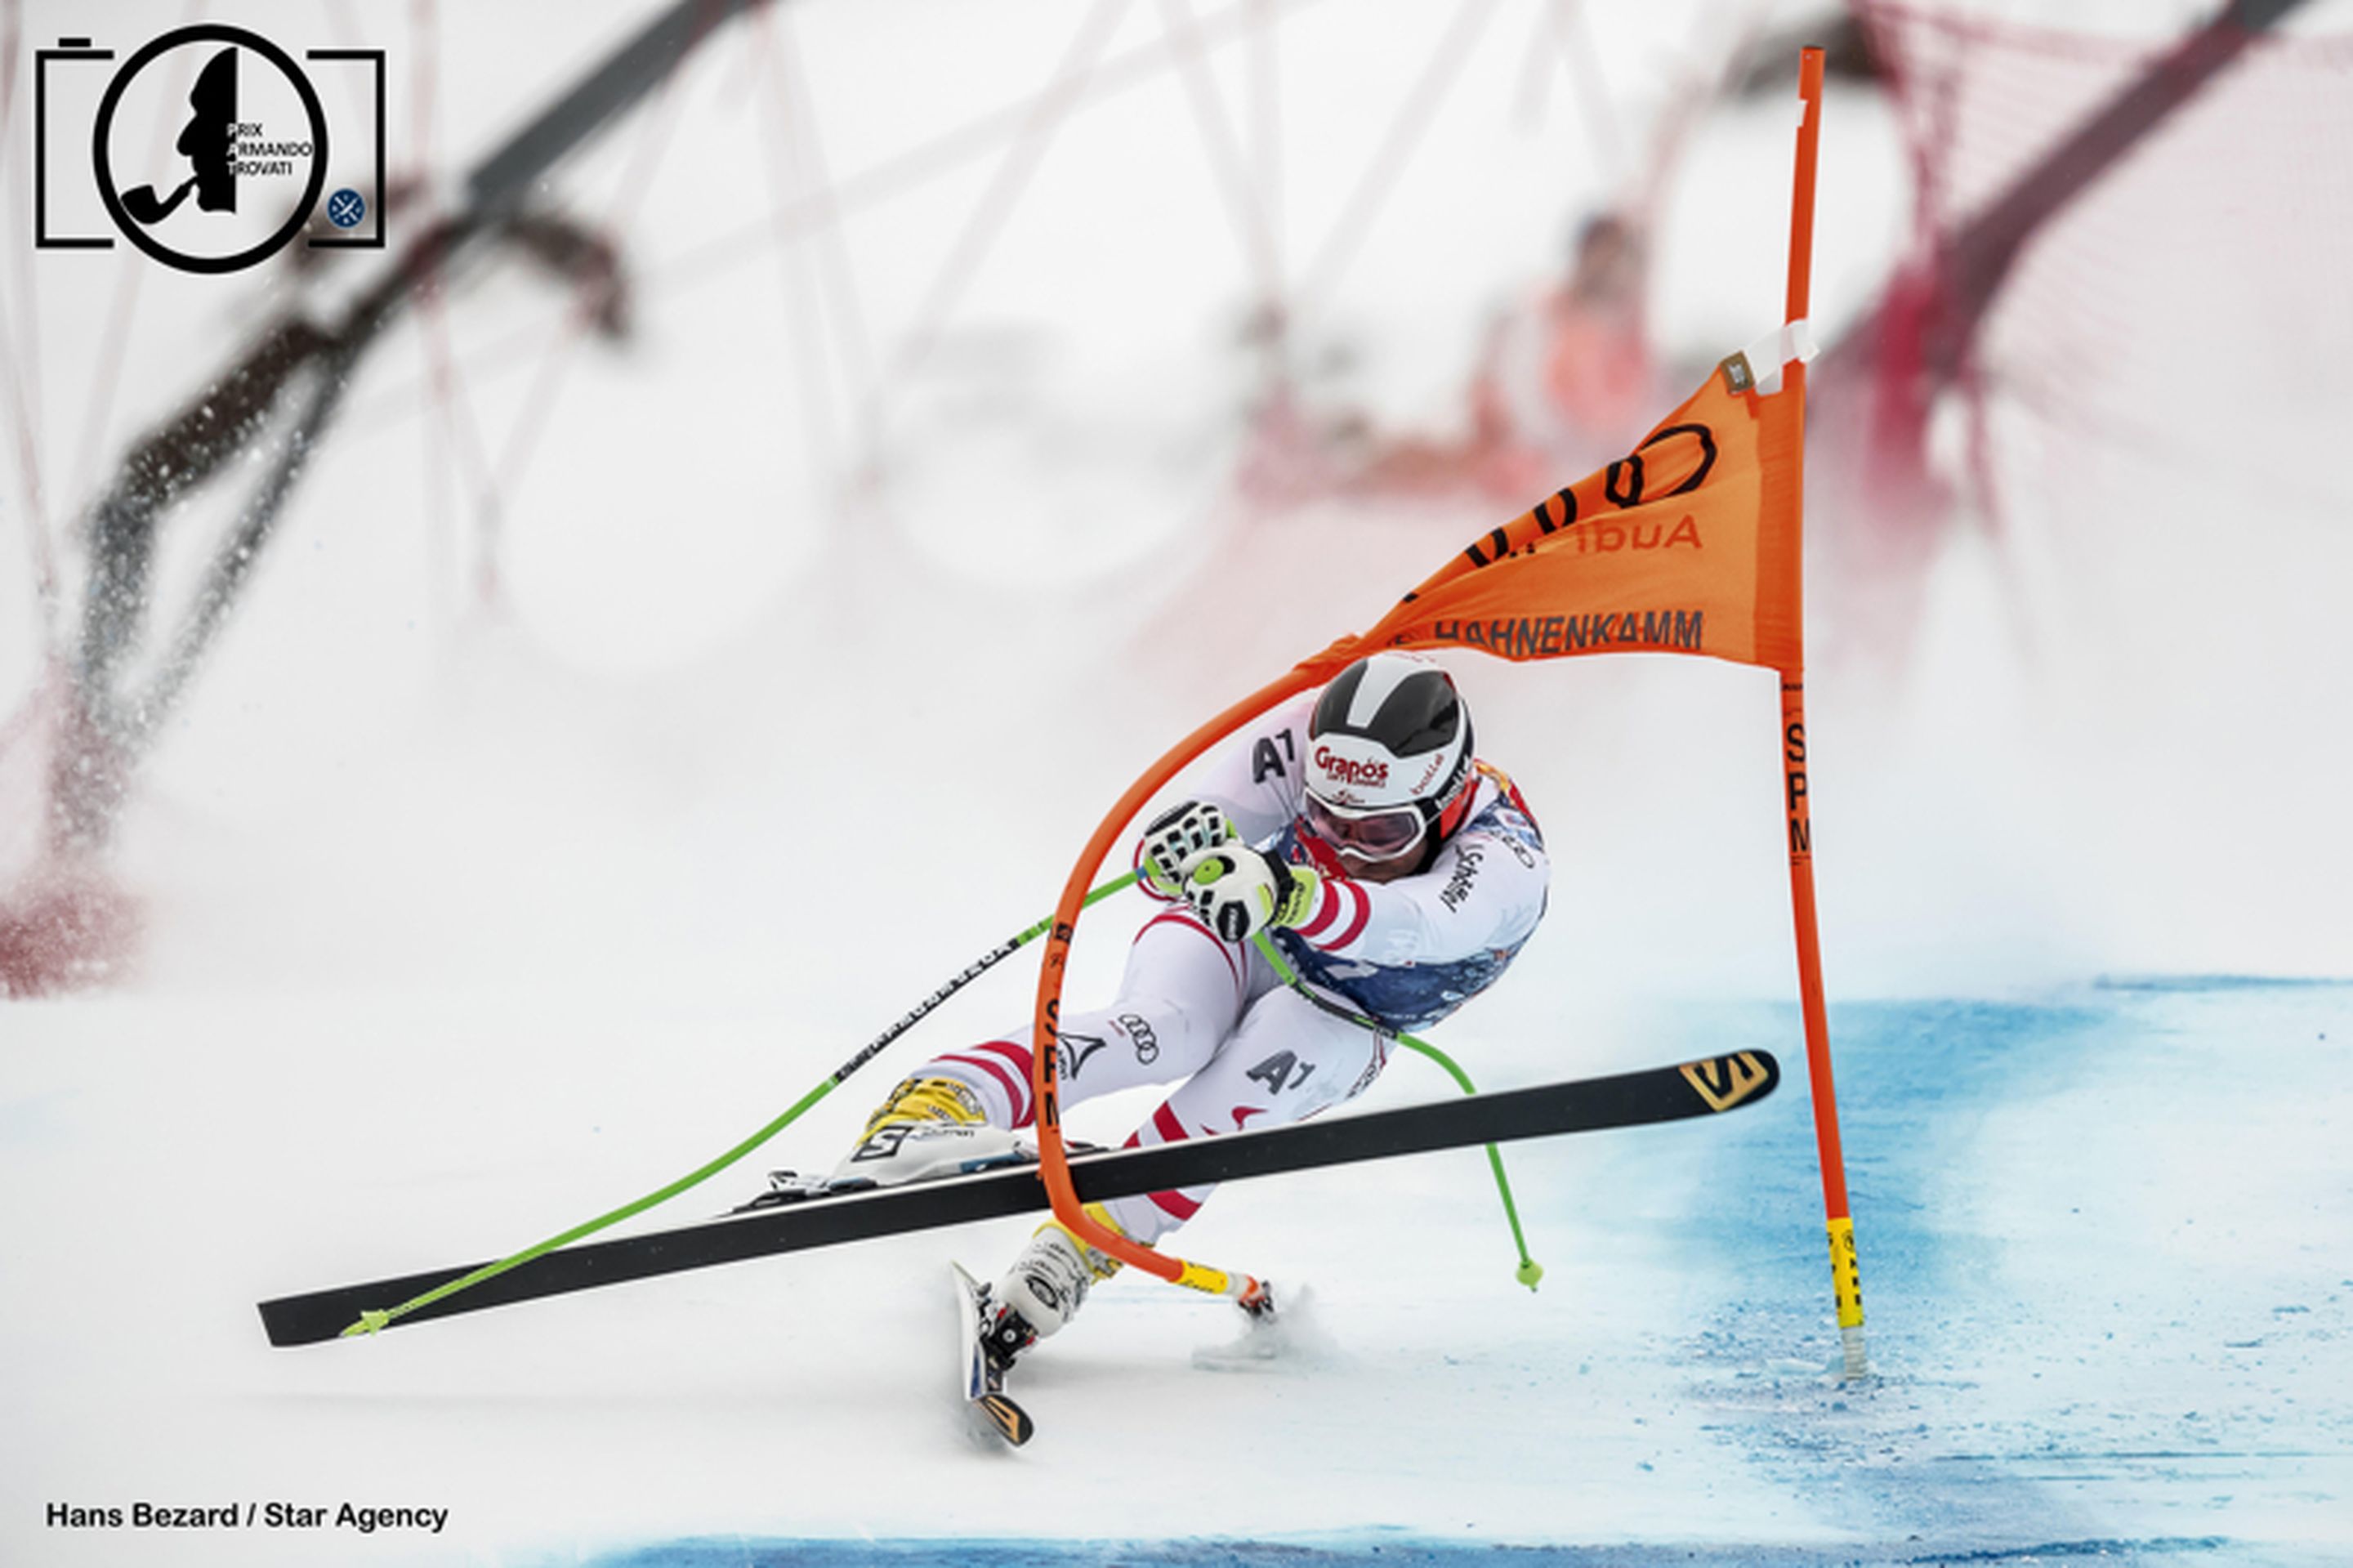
1312, 746, 1390, 791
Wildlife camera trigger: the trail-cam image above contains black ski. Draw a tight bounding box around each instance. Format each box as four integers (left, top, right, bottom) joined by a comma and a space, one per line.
953, 1262, 1033, 1445
258, 1049, 1778, 1348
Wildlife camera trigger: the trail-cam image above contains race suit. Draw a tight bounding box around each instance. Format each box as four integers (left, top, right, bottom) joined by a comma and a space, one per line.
907, 688, 1549, 1245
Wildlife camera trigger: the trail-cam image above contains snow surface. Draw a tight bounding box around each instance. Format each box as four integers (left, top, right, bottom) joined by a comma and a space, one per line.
6, 1, 2353, 1565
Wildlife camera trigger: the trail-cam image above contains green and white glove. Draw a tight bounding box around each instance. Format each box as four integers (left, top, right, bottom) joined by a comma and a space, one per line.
1181, 846, 1320, 943
1138, 799, 1236, 900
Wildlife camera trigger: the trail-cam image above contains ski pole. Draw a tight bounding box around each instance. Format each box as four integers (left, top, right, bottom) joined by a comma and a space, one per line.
1252, 931, 1543, 1289
339, 872, 1140, 1338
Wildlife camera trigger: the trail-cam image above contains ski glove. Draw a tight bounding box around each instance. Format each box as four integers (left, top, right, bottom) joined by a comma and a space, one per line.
1138, 799, 1236, 900
1181, 845, 1320, 943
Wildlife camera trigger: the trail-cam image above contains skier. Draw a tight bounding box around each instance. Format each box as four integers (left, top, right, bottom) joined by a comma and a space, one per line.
820, 651, 1549, 1374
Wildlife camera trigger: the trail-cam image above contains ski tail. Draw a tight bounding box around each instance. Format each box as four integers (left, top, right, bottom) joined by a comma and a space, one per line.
973, 1391, 1032, 1446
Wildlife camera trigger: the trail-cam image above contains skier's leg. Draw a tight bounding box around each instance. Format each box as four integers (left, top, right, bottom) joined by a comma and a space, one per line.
841, 908, 1248, 1165
996, 981, 1389, 1345
1029, 906, 1257, 1119
981, 913, 1277, 1344
1098, 985, 1391, 1247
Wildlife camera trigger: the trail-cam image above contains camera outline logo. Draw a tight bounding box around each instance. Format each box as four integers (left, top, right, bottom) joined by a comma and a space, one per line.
36, 23, 386, 274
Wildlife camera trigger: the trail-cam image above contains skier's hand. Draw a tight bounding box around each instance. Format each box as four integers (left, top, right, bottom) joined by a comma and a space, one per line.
1180, 846, 1319, 943
1137, 799, 1235, 900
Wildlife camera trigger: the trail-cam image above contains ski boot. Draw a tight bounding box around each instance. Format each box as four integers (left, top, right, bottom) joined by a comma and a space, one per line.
737, 1076, 1022, 1212
994, 1204, 1127, 1340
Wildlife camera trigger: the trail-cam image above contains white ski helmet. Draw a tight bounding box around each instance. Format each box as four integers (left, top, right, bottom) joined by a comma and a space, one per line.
1302, 652, 1476, 869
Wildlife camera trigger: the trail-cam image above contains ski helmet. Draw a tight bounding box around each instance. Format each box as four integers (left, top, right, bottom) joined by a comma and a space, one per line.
1302, 653, 1476, 870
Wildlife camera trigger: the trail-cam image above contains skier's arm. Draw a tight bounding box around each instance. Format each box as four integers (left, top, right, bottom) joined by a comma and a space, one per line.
1132, 691, 1319, 891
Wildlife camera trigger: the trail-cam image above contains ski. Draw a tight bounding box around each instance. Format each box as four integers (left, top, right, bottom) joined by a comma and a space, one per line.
953, 1262, 1033, 1446
257, 1048, 1778, 1348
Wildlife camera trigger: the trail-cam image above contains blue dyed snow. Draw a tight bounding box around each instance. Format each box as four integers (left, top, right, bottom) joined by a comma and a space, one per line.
583, 1531, 2269, 1566
1649, 986, 2352, 1561
2090, 976, 2351, 994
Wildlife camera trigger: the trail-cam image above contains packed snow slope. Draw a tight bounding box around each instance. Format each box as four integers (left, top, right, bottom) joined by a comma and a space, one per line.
6, 1, 2352, 1565
7, 955, 2350, 1565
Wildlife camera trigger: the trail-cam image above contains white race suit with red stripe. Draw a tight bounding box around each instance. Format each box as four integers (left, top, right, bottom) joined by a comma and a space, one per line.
911, 688, 1550, 1248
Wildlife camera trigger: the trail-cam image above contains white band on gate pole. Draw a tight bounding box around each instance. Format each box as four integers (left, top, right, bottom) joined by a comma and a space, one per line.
1739, 317, 1818, 395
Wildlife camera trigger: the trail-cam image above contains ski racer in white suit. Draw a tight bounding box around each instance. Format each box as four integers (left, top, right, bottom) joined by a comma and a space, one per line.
835, 651, 1550, 1368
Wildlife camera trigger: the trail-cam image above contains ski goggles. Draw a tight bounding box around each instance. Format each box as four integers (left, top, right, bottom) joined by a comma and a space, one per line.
1301, 791, 1430, 863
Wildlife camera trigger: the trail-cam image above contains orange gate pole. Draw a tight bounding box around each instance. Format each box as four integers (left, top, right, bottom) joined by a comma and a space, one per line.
1027, 657, 1350, 1298
1780, 46, 1868, 1378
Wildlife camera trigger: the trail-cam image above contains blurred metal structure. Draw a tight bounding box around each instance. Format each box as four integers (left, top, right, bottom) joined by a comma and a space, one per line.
51, 0, 772, 855
1798, 0, 2326, 666
1824, 0, 2315, 416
